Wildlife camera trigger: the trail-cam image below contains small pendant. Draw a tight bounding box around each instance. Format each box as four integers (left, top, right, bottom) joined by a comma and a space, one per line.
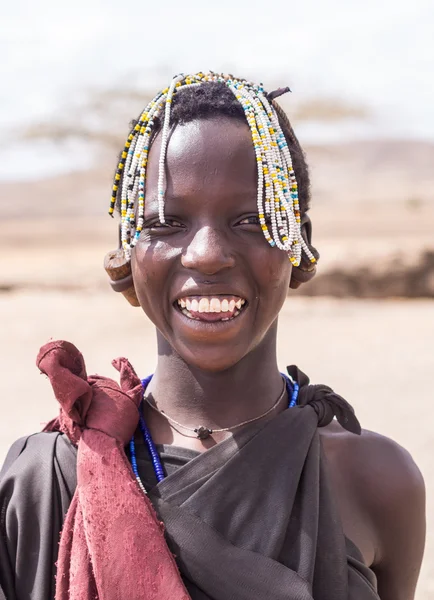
194, 426, 213, 440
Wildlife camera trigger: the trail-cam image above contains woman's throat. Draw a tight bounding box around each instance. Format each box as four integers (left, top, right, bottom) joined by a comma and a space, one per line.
176, 296, 247, 322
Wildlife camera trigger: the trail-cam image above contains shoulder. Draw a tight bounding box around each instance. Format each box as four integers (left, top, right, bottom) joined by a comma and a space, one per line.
2, 432, 60, 468
1, 431, 77, 533
1, 432, 76, 491
321, 422, 425, 515
321, 422, 425, 599
321, 421, 423, 479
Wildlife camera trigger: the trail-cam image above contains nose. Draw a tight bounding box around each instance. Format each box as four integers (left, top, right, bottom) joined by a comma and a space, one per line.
181, 226, 235, 275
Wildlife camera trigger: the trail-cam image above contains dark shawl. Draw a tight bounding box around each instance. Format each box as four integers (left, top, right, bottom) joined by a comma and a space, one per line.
0, 369, 380, 600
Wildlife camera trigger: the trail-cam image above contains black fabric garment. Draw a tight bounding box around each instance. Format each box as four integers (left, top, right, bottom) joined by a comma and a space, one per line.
131, 441, 379, 599
0, 433, 77, 600
0, 395, 380, 599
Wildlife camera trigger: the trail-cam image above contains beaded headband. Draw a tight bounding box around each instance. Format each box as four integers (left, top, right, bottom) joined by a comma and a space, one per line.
109, 72, 317, 267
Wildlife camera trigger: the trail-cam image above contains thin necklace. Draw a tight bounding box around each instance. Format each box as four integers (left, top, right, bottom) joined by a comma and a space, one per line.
145, 377, 288, 440
129, 374, 299, 493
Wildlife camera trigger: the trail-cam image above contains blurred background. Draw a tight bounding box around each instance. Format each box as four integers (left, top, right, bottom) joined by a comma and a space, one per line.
1, 0, 433, 597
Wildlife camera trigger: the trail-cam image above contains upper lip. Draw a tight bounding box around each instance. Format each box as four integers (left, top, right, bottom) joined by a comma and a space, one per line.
173, 285, 249, 304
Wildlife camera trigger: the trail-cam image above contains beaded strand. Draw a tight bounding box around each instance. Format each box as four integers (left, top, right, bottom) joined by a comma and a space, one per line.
109, 72, 317, 267
129, 373, 299, 494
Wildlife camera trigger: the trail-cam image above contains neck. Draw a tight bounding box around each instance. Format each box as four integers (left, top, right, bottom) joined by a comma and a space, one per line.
144, 327, 286, 449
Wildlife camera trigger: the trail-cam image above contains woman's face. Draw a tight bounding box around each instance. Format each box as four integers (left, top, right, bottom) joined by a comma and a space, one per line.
131, 117, 292, 372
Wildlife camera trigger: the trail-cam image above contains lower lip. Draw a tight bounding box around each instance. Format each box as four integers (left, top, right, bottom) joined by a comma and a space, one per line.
173, 303, 248, 328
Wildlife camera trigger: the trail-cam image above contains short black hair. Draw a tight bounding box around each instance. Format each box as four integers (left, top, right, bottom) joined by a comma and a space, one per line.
117, 81, 311, 215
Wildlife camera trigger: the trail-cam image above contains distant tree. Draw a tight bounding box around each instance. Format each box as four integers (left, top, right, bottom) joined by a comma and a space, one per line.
20, 85, 369, 157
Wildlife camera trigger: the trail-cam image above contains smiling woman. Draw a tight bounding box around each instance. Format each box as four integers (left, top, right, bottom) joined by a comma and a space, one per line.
131, 117, 297, 373
0, 73, 425, 600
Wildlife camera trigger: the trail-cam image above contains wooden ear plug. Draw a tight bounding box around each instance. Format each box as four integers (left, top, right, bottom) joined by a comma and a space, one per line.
289, 264, 317, 289
104, 249, 140, 307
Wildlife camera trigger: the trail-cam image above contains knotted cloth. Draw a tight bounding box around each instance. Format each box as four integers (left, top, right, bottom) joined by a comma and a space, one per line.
37, 340, 190, 600
287, 366, 361, 435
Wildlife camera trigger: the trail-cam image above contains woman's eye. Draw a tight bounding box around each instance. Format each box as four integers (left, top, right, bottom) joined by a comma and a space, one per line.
147, 219, 184, 230
237, 216, 272, 227
238, 216, 261, 226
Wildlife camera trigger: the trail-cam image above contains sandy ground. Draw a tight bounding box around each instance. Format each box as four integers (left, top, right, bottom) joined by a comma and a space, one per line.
0, 291, 433, 598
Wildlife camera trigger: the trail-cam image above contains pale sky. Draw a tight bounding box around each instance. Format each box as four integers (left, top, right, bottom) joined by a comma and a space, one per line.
1, 0, 433, 179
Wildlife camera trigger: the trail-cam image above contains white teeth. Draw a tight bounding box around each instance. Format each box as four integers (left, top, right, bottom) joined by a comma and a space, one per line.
177, 296, 247, 316
210, 298, 221, 313
198, 298, 209, 313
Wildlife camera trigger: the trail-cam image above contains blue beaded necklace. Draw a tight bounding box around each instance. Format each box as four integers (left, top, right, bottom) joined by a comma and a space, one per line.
129, 374, 299, 492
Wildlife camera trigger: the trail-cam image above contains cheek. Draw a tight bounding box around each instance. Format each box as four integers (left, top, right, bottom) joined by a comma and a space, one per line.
268, 261, 291, 290
245, 248, 291, 332
131, 240, 180, 301
256, 249, 292, 293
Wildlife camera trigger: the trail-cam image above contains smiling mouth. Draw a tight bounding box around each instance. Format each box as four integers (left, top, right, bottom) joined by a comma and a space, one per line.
175, 295, 247, 322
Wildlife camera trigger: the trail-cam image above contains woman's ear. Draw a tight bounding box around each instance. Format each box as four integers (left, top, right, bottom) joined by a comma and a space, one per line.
104, 248, 141, 307
289, 214, 320, 290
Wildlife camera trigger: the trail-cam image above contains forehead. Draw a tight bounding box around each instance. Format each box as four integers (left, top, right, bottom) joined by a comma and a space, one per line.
145, 117, 257, 204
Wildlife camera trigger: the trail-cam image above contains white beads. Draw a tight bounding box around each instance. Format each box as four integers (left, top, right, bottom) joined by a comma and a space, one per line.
135, 476, 148, 496
157, 76, 182, 223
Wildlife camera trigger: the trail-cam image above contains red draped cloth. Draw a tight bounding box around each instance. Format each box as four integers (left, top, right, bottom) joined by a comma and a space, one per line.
37, 340, 190, 600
